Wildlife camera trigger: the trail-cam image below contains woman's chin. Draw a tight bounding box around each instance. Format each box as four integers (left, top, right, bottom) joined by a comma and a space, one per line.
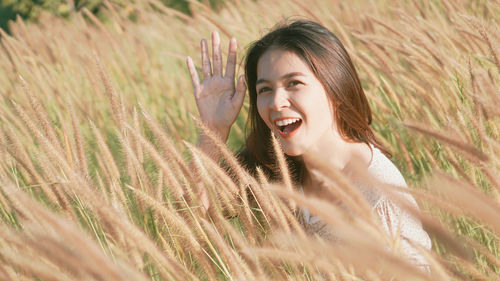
281, 145, 305, 157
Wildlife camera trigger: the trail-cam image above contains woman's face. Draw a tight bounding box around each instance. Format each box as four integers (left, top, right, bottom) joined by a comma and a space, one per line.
256, 48, 336, 156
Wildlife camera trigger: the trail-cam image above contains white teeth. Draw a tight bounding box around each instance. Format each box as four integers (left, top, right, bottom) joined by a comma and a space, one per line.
275, 118, 300, 127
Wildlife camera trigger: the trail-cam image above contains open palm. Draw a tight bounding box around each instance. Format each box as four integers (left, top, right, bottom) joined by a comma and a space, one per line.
186, 31, 246, 136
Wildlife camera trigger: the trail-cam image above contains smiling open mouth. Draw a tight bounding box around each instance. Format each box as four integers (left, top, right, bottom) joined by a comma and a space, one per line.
276, 118, 302, 137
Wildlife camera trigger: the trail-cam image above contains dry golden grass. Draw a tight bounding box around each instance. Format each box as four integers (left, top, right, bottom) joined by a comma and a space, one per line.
0, 0, 499, 280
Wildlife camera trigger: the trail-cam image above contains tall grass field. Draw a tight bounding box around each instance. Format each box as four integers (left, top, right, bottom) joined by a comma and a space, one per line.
0, 0, 499, 280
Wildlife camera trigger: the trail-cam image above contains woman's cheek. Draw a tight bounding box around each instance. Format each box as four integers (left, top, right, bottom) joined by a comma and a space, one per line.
256, 99, 268, 126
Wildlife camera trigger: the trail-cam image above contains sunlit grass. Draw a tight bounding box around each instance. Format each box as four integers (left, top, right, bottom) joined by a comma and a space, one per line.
0, 0, 499, 280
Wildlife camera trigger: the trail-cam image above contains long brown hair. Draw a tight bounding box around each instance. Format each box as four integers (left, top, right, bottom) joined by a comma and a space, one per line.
239, 19, 388, 182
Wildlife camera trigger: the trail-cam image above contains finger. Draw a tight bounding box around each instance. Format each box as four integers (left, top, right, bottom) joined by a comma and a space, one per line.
225, 37, 237, 79
232, 75, 246, 108
186, 56, 200, 99
212, 31, 222, 77
201, 39, 212, 79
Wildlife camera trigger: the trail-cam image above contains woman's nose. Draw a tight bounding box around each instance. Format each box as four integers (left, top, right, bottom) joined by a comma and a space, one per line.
269, 87, 290, 111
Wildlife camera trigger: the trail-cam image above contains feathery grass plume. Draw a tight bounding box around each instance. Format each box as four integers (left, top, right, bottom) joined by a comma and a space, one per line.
117, 128, 154, 194
429, 172, 500, 234
367, 15, 406, 40
156, 169, 164, 202
62, 129, 77, 173
82, 8, 114, 43
215, 213, 267, 278
139, 104, 196, 188
178, 211, 227, 280
0, 248, 72, 281
95, 204, 196, 281
8, 101, 84, 213
21, 232, 117, 281
0, 188, 12, 215
244, 247, 322, 279
192, 115, 251, 186
0, 126, 7, 162
67, 97, 88, 177
2, 126, 60, 205
404, 122, 490, 163
0, 187, 37, 228
230, 182, 258, 243
471, 19, 500, 73
182, 145, 239, 216
116, 130, 138, 195
132, 107, 144, 164
32, 152, 75, 215
125, 185, 201, 252
18, 75, 64, 155
453, 255, 494, 281
0, 29, 21, 72
9, 99, 63, 165
88, 120, 125, 196
184, 141, 239, 196
459, 101, 488, 148
269, 184, 372, 238
203, 171, 241, 217
274, 197, 308, 239
133, 128, 187, 203
4, 133, 115, 235
1, 183, 136, 281
274, 228, 431, 281
1, 0, 500, 279
289, 2, 325, 27
302, 151, 376, 221
482, 166, 500, 195
183, 140, 210, 183
93, 152, 113, 191
255, 167, 291, 233
190, 117, 259, 240
461, 235, 500, 275
189, 2, 232, 38
393, 130, 416, 174
0, 259, 21, 280
244, 180, 273, 230
93, 53, 125, 132
355, 35, 394, 74
126, 184, 219, 281
270, 132, 295, 210
353, 49, 383, 84
102, 1, 126, 33
370, 179, 480, 261
156, 231, 178, 263
200, 218, 250, 280
409, 244, 456, 281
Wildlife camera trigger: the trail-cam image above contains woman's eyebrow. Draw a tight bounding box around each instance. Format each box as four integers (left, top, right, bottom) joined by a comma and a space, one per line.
256, 72, 305, 85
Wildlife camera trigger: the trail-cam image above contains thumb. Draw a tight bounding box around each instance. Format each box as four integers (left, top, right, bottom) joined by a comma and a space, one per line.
233, 75, 246, 107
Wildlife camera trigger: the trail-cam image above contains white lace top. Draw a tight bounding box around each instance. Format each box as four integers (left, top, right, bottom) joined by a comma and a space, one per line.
301, 146, 432, 272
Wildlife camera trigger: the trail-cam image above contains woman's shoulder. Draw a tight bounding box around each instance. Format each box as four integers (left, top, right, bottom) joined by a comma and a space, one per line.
368, 146, 407, 188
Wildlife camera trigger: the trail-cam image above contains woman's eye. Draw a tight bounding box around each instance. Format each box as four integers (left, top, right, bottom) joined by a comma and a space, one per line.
257, 87, 271, 94
288, 80, 302, 87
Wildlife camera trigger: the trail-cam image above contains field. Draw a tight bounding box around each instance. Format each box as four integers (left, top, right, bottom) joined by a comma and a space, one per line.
0, 0, 499, 280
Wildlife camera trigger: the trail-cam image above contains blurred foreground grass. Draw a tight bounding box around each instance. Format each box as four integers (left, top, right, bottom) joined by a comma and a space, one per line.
0, 0, 499, 280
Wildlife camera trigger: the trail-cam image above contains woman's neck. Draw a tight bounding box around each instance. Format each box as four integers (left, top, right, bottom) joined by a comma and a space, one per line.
301, 139, 372, 195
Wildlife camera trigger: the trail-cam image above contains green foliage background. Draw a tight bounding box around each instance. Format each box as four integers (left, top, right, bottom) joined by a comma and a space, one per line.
0, 0, 224, 33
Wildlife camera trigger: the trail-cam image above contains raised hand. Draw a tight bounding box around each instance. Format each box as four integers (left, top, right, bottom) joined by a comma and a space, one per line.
186, 31, 246, 141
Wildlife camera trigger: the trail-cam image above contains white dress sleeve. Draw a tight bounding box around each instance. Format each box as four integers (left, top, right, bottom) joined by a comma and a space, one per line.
367, 149, 432, 273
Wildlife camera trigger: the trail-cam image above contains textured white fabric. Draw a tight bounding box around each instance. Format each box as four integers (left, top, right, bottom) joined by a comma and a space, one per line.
300, 146, 432, 272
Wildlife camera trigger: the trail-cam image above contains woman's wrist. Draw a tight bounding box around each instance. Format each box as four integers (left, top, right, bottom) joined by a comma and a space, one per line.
196, 125, 230, 157
204, 124, 231, 143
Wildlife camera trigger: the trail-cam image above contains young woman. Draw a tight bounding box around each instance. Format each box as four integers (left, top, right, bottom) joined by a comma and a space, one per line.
186, 20, 431, 272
